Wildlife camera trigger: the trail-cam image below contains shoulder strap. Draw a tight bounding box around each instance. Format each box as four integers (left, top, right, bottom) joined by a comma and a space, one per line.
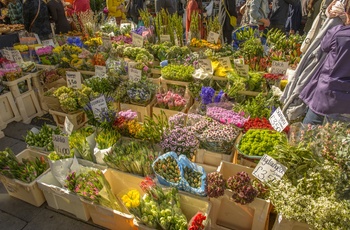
29, 0, 41, 32
222, 0, 231, 18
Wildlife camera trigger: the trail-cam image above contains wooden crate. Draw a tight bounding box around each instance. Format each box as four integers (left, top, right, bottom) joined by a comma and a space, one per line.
36, 64, 58, 70
15, 90, 44, 124
152, 95, 192, 119
49, 109, 88, 130
160, 77, 191, 99
0, 91, 22, 130
272, 214, 310, 230
195, 148, 234, 167
120, 98, 156, 123
30, 71, 49, 112
3, 74, 34, 98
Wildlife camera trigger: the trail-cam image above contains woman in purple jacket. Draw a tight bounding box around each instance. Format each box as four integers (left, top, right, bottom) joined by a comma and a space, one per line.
300, 1, 350, 125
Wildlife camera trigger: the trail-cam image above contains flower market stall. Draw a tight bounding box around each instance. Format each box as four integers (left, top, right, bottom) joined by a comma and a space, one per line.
0, 8, 349, 230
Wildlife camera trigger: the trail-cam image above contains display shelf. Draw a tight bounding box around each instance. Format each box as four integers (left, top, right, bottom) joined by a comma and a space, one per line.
3, 74, 33, 98
0, 91, 22, 130
14, 90, 44, 124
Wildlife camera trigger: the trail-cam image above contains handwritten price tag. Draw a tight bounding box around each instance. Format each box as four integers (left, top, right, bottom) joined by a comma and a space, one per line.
132, 32, 144, 47
198, 59, 213, 73
66, 71, 82, 89
252, 154, 287, 183
269, 107, 289, 132
102, 37, 112, 48
52, 134, 70, 155
234, 58, 245, 65
160, 35, 171, 43
91, 95, 108, 119
235, 64, 249, 77
129, 68, 142, 81
42, 39, 56, 47
270, 61, 289, 75
11, 50, 23, 63
64, 116, 74, 135
2, 49, 13, 61
207, 31, 220, 43
95, 65, 107, 78
218, 57, 232, 69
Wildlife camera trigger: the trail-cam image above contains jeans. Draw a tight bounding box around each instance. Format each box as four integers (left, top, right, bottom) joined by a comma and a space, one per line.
302, 108, 324, 125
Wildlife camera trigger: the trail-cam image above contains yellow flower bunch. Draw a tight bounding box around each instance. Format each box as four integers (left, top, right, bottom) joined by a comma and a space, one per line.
127, 120, 143, 137
212, 61, 233, 77
53, 46, 62, 54
84, 37, 102, 47
190, 38, 222, 50
14, 44, 29, 52
121, 189, 140, 208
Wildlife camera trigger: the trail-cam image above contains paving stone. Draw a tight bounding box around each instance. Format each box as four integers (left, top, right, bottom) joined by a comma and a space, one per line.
22, 208, 103, 230
10, 141, 28, 155
0, 210, 27, 230
0, 137, 20, 151
3, 122, 38, 141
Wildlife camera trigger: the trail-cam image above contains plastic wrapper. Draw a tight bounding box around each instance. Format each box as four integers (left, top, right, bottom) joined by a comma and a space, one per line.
178, 155, 207, 197
188, 211, 208, 230
49, 157, 74, 187
94, 147, 112, 165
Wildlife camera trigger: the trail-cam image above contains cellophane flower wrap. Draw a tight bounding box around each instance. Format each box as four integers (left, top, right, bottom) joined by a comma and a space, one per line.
65, 168, 123, 211
190, 115, 240, 154
160, 127, 199, 159
188, 212, 207, 230
156, 91, 187, 111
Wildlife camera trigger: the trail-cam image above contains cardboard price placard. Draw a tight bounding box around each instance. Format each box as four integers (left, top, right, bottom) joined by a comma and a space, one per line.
233, 58, 245, 65
95, 65, 107, 77
52, 134, 70, 155
160, 35, 171, 42
90, 95, 108, 119
2, 49, 13, 61
132, 32, 144, 47
102, 37, 112, 48
252, 154, 287, 183
218, 57, 232, 69
11, 50, 23, 63
42, 39, 56, 47
207, 31, 220, 43
270, 61, 289, 75
198, 59, 213, 73
235, 64, 249, 77
269, 107, 289, 132
64, 116, 74, 135
129, 68, 142, 81
66, 71, 82, 89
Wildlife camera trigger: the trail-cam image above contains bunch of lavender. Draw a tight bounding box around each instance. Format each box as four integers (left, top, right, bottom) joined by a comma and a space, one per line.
160, 127, 199, 159
206, 172, 226, 198
206, 106, 248, 128
226, 171, 258, 205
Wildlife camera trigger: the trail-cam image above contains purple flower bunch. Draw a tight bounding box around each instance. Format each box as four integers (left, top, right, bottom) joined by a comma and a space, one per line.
206, 106, 248, 128
226, 171, 258, 205
118, 110, 138, 121
169, 112, 187, 128
156, 91, 187, 111
160, 127, 199, 159
36, 46, 53, 56
200, 86, 215, 105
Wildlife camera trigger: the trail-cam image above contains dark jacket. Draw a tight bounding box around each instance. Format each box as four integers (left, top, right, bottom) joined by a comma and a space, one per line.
23, 0, 51, 40
47, 0, 71, 34
300, 25, 350, 115
127, 0, 143, 23
270, 0, 299, 28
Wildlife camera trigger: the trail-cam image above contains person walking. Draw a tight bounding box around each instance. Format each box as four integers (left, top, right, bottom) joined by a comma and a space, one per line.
7, 0, 23, 24
219, 0, 238, 44
106, 0, 126, 24
240, 0, 270, 30
127, 0, 143, 24
269, 0, 300, 32
155, 0, 177, 14
47, 0, 71, 34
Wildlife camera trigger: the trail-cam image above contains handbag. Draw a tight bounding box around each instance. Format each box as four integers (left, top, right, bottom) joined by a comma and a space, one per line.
222, 0, 237, 27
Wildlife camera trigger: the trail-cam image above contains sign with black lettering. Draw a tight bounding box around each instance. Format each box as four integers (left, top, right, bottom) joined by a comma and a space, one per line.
252, 154, 287, 183
90, 95, 108, 119
11, 50, 23, 63
64, 116, 74, 135
269, 107, 289, 132
207, 31, 220, 43
52, 134, 70, 155
160, 35, 171, 43
271, 61, 289, 75
66, 71, 82, 89
42, 39, 56, 47
198, 59, 213, 73
2, 49, 13, 61
95, 65, 107, 78
235, 64, 249, 77
132, 32, 144, 47
218, 57, 232, 69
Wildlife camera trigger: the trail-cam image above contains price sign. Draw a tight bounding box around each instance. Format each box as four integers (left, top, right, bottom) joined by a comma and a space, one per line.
34, 33, 42, 44
91, 95, 108, 119
132, 32, 144, 47
218, 57, 232, 69
120, 22, 132, 30
270, 61, 289, 75
233, 58, 245, 65
52, 134, 70, 155
160, 34, 171, 43
64, 116, 74, 135
129, 68, 142, 81
11, 50, 23, 63
269, 107, 289, 132
95, 65, 107, 77
66, 71, 82, 89
207, 31, 220, 43
252, 154, 287, 183
198, 59, 213, 73
2, 49, 13, 61
235, 64, 249, 77
102, 37, 112, 48
42, 39, 56, 47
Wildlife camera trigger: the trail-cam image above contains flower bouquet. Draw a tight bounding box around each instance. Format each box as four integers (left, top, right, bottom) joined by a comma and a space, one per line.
161, 64, 195, 82
39, 68, 67, 90
112, 110, 142, 138
69, 126, 96, 162
206, 106, 248, 128
35, 46, 56, 65
25, 124, 62, 152
53, 44, 83, 68
94, 127, 120, 165
126, 79, 157, 106
155, 91, 188, 111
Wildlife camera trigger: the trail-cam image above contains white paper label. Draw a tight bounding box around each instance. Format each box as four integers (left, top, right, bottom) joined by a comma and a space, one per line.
132, 32, 144, 47
129, 68, 142, 81
52, 134, 70, 155
198, 59, 213, 73
42, 39, 56, 47
271, 61, 289, 75
64, 116, 74, 135
102, 37, 112, 48
269, 107, 289, 132
218, 57, 232, 69
207, 31, 220, 43
235, 64, 249, 77
66, 71, 82, 89
160, 34, 171, 43
34, 34, 42, 44
91, 95, 108, 119
3, 49, 13, 61
95, 65, 107, 77
234, 58, 245, 65
11, 50, 23, 63
252, 154, 287, 183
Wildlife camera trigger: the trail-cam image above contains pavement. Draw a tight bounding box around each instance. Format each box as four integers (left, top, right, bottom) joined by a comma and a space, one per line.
0, 114, 105, 230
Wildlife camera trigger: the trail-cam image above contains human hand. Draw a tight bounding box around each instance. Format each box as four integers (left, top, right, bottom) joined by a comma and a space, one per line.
301, 0, 309, 16
261, 18, 270, 27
